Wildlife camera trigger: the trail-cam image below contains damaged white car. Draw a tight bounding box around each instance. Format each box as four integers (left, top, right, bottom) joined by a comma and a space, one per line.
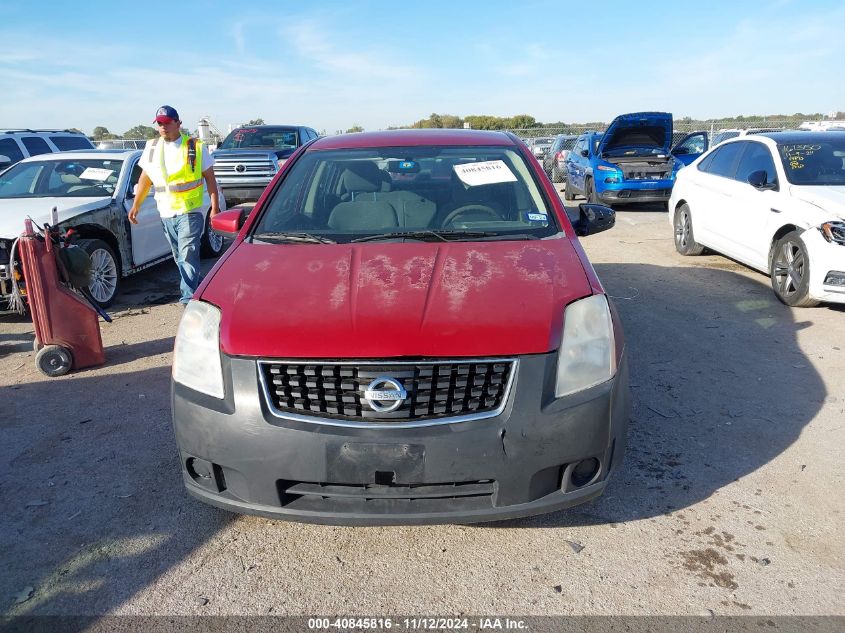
670, 131, 845, 307
0, 149, 225, 308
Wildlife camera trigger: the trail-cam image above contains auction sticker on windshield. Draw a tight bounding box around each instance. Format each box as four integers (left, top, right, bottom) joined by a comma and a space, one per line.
454, 160, 517, 187
79, 168, 114, 181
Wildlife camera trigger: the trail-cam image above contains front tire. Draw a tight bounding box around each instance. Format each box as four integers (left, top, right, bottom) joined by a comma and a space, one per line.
77, 238, 120, 307
770, 231, 819, 307
585, 177, 599, 204
201, 211, 225, 258
673, 204, 705, 256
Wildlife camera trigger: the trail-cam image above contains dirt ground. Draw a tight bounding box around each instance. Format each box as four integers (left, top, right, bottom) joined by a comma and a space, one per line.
1, 192, 843, 618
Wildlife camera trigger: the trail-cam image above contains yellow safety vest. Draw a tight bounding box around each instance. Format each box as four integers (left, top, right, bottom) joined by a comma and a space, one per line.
149, 134, 204, 215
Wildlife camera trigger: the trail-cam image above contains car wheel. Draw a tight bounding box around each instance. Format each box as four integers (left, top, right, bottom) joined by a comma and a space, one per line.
585, 177, 599, 204
77, 238, 120, 307
563, 179, 575, 201
770, 231, 819, 307
201, 211, 226, 258
36, 344, 73, 377
673, 204, 705, 256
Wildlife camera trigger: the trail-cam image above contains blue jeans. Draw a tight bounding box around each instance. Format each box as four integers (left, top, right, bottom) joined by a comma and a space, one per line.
162, 212, 204, 304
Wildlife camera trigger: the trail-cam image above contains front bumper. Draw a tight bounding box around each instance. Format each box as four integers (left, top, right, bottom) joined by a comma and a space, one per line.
172, 351, 630, 525
598, 186, 672, 204
805, 230, 845, 304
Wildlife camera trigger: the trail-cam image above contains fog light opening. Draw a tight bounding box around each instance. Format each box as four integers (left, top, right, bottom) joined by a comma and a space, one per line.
186, 457, 212, 481
186, 457, 226, 492
823, 270, 845, 286
570, 458, 600, 488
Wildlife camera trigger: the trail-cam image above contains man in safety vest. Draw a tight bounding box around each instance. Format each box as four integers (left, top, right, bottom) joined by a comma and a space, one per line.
129, 105, 221, 304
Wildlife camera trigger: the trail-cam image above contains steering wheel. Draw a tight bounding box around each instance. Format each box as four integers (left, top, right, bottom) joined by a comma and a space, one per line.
441, 204, 501, 227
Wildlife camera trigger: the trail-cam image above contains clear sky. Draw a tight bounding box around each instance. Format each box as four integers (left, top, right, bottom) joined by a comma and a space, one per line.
2, 0, 843, 136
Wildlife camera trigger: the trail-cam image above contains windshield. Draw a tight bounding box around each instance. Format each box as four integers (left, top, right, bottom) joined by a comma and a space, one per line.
219, 127, 300, 151
0, 158, 124, 199
778, 139, 845, 186
252, 145, 559, 243
712, 131, 740, 146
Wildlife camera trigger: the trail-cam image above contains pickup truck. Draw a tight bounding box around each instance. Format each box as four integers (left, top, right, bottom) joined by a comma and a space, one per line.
0, 149, 225, 308
211, 125, 320, 206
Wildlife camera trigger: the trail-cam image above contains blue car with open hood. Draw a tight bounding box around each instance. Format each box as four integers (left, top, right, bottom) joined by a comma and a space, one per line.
564, 112, 682, 209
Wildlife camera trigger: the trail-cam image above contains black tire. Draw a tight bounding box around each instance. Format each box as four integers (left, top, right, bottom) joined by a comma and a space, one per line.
585, 177, 599, 204
770, 231, 819, 307
563, 177, 575, 201
201, 211, 226, 258
36, 344, 73, 377
673, 204, 705, 256
77, 238, 120, 308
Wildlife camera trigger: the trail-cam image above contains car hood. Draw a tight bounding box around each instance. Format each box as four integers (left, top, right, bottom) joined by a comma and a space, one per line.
789, 186, 845, 221
0, 196, 112, 238
599, 112, 673, 157
202, 238, 593, 358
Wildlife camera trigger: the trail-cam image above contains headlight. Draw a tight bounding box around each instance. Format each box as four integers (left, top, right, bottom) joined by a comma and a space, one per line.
173, 300, 225, 398
555, 294, 616, 398
819, 221, 845, 245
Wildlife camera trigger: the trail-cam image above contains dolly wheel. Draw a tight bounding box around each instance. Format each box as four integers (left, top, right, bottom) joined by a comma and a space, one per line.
35, 345, 73, 377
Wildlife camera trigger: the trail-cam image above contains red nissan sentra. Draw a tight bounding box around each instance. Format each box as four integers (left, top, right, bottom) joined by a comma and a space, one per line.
172, 129, 629, 525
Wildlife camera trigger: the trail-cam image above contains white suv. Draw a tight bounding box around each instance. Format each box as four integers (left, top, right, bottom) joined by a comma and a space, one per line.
0, 129, 95, 171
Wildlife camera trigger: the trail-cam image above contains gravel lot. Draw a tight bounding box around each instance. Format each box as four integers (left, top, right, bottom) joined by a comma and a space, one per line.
1, 189, 843, 618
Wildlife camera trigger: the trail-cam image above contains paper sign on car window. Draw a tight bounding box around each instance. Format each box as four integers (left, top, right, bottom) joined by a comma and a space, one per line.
453, 160, 517, 187
79, 167, 114, 181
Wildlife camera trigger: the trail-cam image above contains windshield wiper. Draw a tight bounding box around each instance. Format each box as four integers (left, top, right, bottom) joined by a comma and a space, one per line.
252, 231, 336, 244
470, 233, 539, 241
350, 230, 498, 243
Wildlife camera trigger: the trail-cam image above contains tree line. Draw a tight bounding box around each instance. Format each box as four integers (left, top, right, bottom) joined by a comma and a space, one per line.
89, 110, 844, 139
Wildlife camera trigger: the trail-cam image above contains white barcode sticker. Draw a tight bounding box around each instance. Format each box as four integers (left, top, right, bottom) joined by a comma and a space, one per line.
453, 160, 517, 186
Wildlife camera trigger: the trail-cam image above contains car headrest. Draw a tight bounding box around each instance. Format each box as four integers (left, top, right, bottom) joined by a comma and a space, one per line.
339, 161, 390, 195
327, 201, 398, 230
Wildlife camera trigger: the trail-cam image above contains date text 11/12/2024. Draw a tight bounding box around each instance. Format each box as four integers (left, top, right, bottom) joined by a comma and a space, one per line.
307, 617, 528, 630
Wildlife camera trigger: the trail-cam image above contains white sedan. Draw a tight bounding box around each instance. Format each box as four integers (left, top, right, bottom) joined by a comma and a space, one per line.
669, 132, 845, 307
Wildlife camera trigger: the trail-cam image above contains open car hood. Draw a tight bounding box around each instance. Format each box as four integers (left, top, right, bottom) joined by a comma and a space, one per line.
598, 112, 673, 157
0, 197, 111, 238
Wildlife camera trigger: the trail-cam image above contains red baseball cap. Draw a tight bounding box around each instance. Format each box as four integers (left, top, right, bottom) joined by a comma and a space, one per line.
154, 105, 180, 124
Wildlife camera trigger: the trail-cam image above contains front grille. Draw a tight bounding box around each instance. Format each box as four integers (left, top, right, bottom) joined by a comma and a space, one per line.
618, 188, 671, 199
214, 154, 276, 176
215, 164, 273, 173
626, 172, 671, 180
259, 359, 515, 424
277, 478, 496, 513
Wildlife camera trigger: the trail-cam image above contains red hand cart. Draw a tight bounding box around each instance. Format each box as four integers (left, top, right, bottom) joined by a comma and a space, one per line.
18, 219, 105, 377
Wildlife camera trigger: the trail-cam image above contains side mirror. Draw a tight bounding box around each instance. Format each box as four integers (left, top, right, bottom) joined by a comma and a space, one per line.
747, 170, 778, 191
580, 149, 589, 158
0, 154, 12, 170
211, 208, 247, 238
672, 147, 689, 156
573, 203, 615, 236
